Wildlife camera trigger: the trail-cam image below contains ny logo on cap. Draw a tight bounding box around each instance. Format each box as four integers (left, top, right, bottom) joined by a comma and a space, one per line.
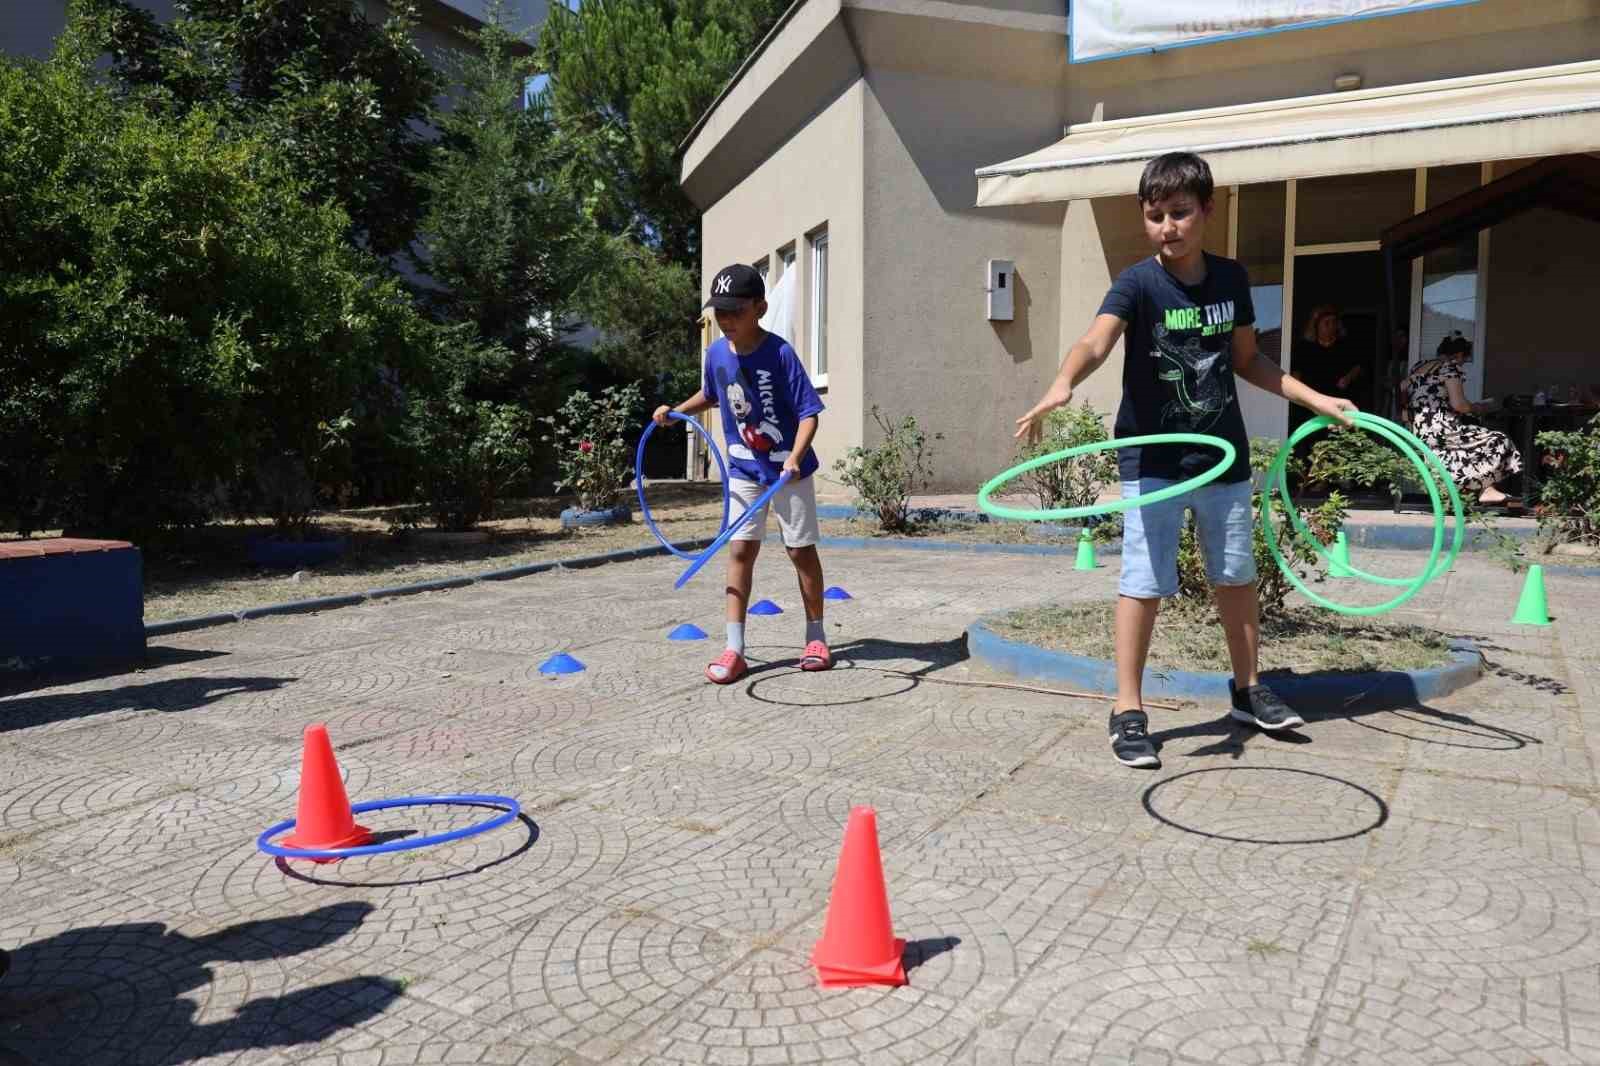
713, 273, 733, 295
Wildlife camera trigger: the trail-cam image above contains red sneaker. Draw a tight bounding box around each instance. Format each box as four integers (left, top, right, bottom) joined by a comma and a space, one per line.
799, 640, 833, 672
705, 649, 748, 684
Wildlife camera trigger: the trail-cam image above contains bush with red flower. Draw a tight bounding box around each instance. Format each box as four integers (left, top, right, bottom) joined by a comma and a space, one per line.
1535, 414, 1600, 546
540, 383, 643, 512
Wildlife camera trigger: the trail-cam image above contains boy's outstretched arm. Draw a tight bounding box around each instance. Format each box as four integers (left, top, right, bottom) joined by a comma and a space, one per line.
1231, 326, 1356, 425
1015, 314, 1126, 441
653, 389, 714, 425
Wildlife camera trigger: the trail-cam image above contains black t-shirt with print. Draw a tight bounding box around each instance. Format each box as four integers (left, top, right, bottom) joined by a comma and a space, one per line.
1098, 252, 1255, 484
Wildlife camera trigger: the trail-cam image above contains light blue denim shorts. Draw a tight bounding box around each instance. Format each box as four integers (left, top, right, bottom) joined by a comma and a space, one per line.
1118, 477, 1257, 599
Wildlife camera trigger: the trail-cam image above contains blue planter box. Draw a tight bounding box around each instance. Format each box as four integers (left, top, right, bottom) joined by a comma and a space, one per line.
560, 505, 632, 530
247, 536, 348, 569
1, 539, 145, 674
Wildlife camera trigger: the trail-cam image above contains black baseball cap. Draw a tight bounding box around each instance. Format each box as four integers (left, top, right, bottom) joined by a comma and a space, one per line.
703, 263, 765, 311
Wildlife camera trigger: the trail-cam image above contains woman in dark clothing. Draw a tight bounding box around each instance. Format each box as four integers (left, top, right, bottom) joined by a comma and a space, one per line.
1292, 305, 1367, 407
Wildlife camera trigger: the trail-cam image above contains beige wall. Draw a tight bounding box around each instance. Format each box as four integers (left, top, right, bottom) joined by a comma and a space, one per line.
858, 70, 1068, 491
1485, 205, 1600, 396
699, 80, 867, 479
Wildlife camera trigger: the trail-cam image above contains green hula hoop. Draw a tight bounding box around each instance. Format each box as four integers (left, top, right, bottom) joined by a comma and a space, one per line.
977, 433, 1237, 522
1263, 413, 1454, 616
1275, 413, 1464, 589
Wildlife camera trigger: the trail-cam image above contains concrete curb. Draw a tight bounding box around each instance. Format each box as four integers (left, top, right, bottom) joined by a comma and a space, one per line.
144, 537, 716, 638
820, 503, 1541, 553
142, 527, 1587, 641
967, 614, 1484, 711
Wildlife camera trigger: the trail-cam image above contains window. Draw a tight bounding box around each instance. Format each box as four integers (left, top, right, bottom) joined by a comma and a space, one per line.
753, 258, 769, 282
1419, 165, 1482, 371
809, 233, 829, 382
1235, 183, 1286, 365
781, 245, 796, 276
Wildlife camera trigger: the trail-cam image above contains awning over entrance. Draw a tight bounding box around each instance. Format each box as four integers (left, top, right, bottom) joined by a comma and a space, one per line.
1381, 153, 1600, 261
975, 59, 1600, 207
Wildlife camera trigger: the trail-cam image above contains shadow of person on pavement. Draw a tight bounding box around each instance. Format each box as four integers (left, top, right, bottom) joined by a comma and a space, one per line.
0, 902, 400, 1065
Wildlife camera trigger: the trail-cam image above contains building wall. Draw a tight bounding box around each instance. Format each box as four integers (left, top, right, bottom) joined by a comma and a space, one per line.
1, 0, 180, 60
699, 80, 867, 476
859, 70, 1068, 491
1485, 206, 1600, 396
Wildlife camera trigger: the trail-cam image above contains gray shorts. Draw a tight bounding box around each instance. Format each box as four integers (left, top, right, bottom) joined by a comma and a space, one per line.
729, 476, 821, 548
1118, 477, 1257, 599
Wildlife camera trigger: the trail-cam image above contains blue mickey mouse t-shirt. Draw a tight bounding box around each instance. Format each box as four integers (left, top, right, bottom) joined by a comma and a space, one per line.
702, 332, 824, 484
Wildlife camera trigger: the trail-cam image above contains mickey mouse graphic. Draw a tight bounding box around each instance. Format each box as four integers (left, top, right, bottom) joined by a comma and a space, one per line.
726, 380, 785, 455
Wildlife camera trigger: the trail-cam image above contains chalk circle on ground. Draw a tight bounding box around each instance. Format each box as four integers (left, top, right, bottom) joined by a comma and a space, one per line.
1142, 767, 1388, 846
977, 433, 1237, 523
743, 654, 918, 708
636, 412, 732, 561
257, 794, 522, 861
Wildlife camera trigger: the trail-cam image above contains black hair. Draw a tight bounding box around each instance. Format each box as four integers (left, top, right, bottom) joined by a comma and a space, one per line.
1138, 152, 1215, 206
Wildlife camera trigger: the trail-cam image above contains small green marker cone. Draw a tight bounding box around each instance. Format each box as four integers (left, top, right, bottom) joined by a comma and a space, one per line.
1074, 530, 1098, 571
1328, 530, 1354, 579
1511, 565, 1552, 626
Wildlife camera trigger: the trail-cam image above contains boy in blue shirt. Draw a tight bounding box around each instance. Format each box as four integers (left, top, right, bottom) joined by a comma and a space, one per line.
1015, 152, 1355, 769
654, 264, 833, 684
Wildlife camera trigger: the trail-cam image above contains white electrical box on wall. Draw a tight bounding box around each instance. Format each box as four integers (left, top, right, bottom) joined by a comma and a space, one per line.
987, 259, 1015, 321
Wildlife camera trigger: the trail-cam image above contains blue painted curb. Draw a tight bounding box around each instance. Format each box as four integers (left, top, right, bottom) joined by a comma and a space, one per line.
367, 576, 476, 600
801, 534, 1120, 559
239, 594, 369, 620
475, 561, 559, 582
143, 612, 241, 637
968, 614, 1484, 712
818, 502, 1543, 555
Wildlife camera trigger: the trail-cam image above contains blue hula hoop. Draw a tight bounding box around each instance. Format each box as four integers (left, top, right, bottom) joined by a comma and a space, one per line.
257, 793, 521, 860
636, 412, 732, 560
674, 471, 793, 590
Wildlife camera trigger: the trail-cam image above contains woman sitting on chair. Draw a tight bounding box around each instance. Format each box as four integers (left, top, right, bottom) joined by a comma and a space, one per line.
1400, 333, 1522, 506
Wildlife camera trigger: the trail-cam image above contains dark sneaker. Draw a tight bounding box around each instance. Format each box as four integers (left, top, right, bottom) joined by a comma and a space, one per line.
1230, 683, 1306, 731
1108, 709, 1160, 768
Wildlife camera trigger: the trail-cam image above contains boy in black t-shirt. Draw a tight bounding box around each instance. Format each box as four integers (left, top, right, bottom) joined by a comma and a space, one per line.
1015, 152, 1355, 769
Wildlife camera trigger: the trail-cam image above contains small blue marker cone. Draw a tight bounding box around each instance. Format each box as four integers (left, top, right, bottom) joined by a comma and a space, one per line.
538, 653, 585, 675
748, 599, 783, 615
667, 623, 708, 641
823, 586, 852, 601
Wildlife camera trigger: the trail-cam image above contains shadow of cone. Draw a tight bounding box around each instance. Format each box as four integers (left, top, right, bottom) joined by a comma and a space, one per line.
282, 723, 372, 864
811, 806, 907, 989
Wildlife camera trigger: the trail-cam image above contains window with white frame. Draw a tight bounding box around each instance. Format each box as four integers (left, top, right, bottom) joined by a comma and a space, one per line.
753, 257, 769, 282
809, 232, 829, 383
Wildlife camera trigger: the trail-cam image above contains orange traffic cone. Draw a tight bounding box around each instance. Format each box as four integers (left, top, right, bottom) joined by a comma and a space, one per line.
811, 806, 907, 988
281, 723, 371, 862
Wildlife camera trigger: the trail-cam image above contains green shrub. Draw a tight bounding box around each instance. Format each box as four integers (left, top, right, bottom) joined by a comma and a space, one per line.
1175, 439, 1349, 620
0, 43, 427, 541
405, 329, 535, 531
833, 408, 942, 532
1017, 402, 1117, 512
540, 383, 644, 512
1535, 415, 1600, 547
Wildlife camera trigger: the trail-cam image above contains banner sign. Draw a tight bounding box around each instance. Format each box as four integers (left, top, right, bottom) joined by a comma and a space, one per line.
1070, 1, 1479, 64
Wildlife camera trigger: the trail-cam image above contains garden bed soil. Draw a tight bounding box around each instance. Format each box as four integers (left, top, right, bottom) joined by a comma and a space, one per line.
989, 602, 1453, 675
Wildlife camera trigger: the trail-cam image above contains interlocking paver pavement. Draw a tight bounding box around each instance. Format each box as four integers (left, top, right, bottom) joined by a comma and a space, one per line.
4, 546, 1599, 1064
